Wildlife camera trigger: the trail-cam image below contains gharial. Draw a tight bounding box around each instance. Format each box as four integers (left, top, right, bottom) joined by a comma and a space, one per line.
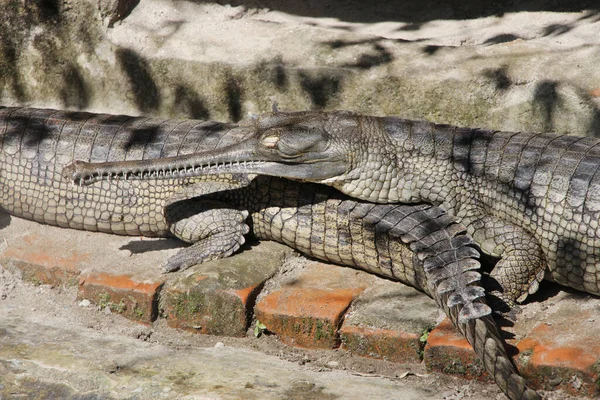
0, 107, 537, 400
73, 110, 600, 320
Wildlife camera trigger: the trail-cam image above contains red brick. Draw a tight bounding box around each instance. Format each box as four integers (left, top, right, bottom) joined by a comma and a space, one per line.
424, 303, 600, 397
78, 272, 164, 324
516, 316, 600, 396
339, 280, 439, 363
340, 325, 422, 363
1, 233, 86, 286
423, 318, 490, 381
253, 262, 375, 349
256, 287, 363, 349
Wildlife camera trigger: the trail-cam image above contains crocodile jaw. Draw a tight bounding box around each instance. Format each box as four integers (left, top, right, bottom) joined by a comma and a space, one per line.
64, 137, 349, 185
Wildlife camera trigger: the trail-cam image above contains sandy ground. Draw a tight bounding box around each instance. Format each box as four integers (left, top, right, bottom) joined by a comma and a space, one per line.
0, 264, 509, 400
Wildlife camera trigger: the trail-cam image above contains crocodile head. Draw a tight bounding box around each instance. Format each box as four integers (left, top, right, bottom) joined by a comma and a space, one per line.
66, 111, 404, 202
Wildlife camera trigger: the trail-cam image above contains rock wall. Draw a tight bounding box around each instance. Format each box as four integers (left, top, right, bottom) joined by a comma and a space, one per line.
1, 0, 599, 135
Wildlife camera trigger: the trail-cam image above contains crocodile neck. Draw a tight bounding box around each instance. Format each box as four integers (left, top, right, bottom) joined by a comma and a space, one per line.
325, 117, 482, 212
330, 117, 556, 227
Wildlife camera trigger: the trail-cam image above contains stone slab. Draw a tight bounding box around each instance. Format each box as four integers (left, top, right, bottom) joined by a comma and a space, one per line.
0, 314, 451, 400
1, 2, 598, 137
515, 296, 600, 397
0, 213, 178, 283
161, 241, 291, 336
340, 280, 440, 363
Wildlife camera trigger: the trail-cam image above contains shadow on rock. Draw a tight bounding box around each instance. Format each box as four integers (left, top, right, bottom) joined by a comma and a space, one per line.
173, 84, 210, 120
120, 238, 185, 255
0, 210, 11, 230
176, 0, 600, 24
116, 47, 162, 113
298, 70, 343, 109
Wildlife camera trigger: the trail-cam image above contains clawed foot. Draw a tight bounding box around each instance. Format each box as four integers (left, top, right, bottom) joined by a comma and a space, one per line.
162, 237, 246, 273
164, 202, 250, 273
488, 291, 522, 322
162, 226, 248, 273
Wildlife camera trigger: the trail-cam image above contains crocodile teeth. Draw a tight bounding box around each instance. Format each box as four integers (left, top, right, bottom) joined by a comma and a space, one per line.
73, 158, 269, 185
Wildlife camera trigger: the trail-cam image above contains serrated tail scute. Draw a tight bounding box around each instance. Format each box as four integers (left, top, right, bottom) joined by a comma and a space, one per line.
447, 285, 486, 307
398, 206, 539, 400
458, 302, 491, 324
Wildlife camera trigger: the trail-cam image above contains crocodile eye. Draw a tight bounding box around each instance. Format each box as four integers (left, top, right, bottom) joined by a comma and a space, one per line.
262, 135, 280, 149
259, 126, 329, 159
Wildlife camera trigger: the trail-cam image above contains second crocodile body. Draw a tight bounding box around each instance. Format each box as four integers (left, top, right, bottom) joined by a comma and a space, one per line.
88, 110, 600, 317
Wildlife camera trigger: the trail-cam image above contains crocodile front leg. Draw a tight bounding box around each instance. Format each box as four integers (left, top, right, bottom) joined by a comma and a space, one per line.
461, 209, 546, 316
164, 199, 249, 272
160, 177, 254, 272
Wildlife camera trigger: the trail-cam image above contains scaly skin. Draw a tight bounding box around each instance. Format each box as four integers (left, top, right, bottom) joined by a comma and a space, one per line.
78, 110, 600, 316
2, 107, 537, 399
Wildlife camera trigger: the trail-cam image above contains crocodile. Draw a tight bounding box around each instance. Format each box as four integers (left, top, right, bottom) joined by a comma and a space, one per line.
1, 107, 537, 399
75, 110, 600, 317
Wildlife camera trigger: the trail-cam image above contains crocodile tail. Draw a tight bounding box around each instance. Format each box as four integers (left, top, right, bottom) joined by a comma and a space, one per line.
464, 314, 539, 400
387, 207, 539, 400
